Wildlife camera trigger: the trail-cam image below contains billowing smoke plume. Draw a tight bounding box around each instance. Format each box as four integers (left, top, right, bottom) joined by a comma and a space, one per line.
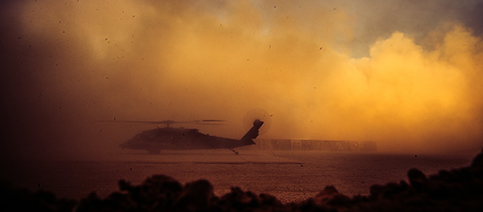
1, 0, 482, 160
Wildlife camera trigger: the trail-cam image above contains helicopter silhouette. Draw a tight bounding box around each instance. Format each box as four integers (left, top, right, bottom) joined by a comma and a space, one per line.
114, 119, 264, 154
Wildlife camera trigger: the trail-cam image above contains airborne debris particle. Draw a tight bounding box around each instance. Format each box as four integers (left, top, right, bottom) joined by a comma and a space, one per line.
319, 47, 323, 50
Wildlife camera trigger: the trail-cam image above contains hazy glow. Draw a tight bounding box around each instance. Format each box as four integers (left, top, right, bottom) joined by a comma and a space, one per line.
1, 0, 483, 160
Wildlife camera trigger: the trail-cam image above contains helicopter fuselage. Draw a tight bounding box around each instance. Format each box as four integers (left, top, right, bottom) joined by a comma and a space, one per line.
120, 120, 263, 154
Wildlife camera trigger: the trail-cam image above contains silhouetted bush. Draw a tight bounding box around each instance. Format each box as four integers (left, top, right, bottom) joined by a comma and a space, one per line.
0, 184, 76, 212
4, 148, 483, 211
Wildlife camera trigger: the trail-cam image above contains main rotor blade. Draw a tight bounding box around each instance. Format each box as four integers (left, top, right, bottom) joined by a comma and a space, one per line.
96, 120, 177, 124
176, 120, 227, 125
189, 120, 227, 124
96, 119, 227, 125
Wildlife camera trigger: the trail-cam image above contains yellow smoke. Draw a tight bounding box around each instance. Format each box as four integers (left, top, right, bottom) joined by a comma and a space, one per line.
6, 0, 483, 158
330, 27, 483, 153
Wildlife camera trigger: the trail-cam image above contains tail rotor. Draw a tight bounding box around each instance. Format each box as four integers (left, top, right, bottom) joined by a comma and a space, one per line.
243, 108, 272, 135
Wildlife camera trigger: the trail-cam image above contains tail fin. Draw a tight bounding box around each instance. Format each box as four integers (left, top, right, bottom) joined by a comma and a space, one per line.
240, 119, 264, 144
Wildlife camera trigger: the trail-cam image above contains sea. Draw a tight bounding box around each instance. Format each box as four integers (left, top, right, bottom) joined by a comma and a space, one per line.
0, 150, 475, 203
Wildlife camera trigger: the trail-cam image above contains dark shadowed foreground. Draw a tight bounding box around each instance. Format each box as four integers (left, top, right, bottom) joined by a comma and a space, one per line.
2, 150, 483, 212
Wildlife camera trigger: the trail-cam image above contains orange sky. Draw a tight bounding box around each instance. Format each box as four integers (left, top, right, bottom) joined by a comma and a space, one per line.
1, 0, 483, 160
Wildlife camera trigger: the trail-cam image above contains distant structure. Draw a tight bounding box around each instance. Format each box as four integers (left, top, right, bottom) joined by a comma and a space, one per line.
243, 139, 377, 152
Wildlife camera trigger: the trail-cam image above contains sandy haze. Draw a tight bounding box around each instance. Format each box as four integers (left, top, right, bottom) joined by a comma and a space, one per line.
1, 0, 483, 161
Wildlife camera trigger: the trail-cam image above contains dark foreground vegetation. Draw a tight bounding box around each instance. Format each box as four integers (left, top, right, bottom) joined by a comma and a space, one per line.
2, 149, 483, 212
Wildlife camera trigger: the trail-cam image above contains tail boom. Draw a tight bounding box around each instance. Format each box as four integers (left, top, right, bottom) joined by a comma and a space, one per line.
240, 119, 264, 145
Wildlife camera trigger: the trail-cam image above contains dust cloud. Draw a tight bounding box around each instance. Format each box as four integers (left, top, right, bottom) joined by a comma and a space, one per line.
1, 0, 483, 161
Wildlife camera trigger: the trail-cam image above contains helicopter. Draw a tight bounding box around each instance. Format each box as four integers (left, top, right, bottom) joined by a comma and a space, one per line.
113, 119, 264, 154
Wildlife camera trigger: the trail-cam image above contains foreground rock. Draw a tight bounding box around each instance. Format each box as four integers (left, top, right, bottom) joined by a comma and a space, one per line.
2, 149, 483, 211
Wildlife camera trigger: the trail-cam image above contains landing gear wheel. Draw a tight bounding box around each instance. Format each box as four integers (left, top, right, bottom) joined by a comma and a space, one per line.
229, 148, 239, 155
